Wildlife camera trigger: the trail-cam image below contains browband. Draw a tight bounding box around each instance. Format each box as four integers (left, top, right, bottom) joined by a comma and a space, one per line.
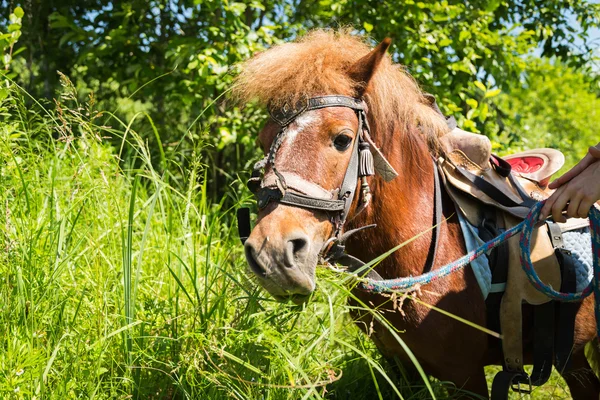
268, 95, 366, 127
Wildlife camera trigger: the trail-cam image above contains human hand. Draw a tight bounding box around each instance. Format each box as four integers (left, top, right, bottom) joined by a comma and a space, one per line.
539, 143, 600, 222
548, 143, 600, 190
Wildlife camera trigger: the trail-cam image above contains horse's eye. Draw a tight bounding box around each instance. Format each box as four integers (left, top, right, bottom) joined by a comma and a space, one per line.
333, 134, 352, 151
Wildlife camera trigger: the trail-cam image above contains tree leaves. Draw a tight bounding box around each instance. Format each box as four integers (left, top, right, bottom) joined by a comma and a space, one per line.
0, 0, 598, 198
484, 89, 501, 98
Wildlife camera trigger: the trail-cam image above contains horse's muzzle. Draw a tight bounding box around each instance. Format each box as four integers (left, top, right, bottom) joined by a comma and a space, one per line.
244, 229, 318, 299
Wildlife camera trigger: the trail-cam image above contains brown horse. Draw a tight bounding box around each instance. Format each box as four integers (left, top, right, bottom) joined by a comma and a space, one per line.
234, 30, 600, 399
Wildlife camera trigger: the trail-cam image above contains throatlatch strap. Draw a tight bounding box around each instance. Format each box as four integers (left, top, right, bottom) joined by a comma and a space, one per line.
338, 254, 384, 281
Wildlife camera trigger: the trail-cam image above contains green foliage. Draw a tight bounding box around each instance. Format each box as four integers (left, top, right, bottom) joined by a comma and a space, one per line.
0, 74, 573, 399
292, 0, 600, 134
0, 78, 462, 400
3, 0, 599, 200
0, 3, 598, 398
0, 6, 23, 80
493, 59, 600, 170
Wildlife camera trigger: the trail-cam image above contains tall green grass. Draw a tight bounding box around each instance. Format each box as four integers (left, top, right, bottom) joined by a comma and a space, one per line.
0, 80, 572, 399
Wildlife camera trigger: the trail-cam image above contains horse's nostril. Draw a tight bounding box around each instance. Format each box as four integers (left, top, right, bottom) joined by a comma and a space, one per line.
291, 238, 307, 255
245, 242, 267, 277
285, 235, 310, 267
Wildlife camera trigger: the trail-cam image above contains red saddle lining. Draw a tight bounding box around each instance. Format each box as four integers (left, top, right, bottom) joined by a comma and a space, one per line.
505, 156, 544, 174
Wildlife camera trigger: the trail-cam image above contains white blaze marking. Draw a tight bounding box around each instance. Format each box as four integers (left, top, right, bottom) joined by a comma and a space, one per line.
285, 111, 317, 145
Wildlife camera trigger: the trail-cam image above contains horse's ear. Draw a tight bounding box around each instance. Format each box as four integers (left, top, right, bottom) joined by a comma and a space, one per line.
348, 38, 392, 97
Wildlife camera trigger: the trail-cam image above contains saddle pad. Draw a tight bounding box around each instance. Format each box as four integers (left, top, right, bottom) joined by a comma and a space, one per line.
456, 210, 492, 299
563, 228, 593, 292
457, 211, 593, 298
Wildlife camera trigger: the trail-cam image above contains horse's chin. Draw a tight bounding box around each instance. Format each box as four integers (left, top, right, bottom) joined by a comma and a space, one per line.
251, 266, 317, 303
272, 293, 313, 305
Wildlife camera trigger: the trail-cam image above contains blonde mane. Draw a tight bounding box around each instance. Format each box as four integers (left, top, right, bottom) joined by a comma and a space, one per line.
233, 29, 449, 151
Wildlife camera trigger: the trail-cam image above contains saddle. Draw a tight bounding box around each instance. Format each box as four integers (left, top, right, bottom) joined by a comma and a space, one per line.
438, 127, 584, 398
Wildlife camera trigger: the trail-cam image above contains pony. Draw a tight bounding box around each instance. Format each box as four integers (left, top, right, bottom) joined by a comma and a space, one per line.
233, 30, 599, 399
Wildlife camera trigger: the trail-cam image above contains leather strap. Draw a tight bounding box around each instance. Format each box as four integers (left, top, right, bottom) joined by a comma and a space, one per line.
530, 301, 554, 385
491, 370, 530, 400
338, 254, 384, 281
424, 93, 457, 130
255, 187, 346, 211
338, 112, 362, 221
545, 222, 577, 372
423, 160, 443, 272
490, 154, 512, 178
268, 95, 366, 126
237, 207, 251, 245
481, 207, 509, 342
455, 163, 536, 209
546, 221, 565, 249
507, 171, 538, 207
554, 249, 578, 372
281, 192, 346, 212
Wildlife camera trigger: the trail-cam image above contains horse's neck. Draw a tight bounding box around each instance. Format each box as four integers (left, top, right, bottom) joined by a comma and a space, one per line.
348, 129, 464, 278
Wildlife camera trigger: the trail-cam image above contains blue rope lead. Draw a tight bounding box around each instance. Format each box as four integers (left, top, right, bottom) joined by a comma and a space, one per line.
359, 218, 527, 292
359, 201, 600, 338
520, 202, 600, 338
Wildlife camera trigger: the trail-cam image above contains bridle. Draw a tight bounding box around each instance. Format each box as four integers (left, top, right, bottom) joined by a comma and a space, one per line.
237, 94, 443, 278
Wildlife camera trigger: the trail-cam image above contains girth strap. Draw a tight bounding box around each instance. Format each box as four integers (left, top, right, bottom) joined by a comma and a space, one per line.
530, 301, 554, 385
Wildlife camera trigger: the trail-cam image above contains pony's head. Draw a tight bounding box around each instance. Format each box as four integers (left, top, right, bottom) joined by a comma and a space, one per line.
234, 30, 447, 302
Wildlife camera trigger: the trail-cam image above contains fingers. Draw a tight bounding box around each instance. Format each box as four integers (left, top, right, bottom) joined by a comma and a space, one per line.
540, 198, 554, 221
590, 144, 600, 159
548, 154, 595, 189
566, 193, 583, 219
550, 187, 570, 223
541, 151, 600, 221
577, 198, 594, 218
540, 186, 563, 221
